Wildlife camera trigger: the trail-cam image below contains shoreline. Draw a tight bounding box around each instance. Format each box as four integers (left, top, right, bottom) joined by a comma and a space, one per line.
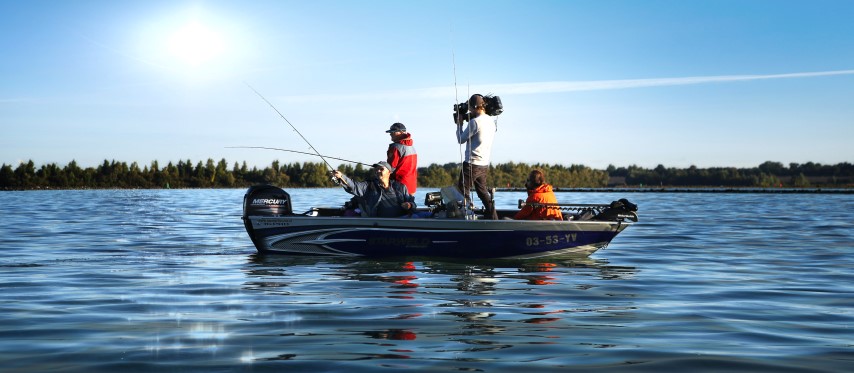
4, 186, 852, 194
499, 187, 853, 194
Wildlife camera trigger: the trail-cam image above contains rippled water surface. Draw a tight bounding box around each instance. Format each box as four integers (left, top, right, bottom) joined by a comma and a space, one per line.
0, 188, 852, 372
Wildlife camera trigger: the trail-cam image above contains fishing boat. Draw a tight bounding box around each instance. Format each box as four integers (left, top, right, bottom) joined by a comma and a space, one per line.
242, 185, 638, 259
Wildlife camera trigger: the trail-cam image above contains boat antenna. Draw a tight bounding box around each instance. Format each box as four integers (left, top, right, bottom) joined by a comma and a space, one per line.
245, 83, 347, 185
226, 146, 371, 167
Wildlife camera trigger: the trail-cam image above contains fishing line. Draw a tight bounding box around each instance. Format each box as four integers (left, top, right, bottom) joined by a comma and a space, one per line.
226, 146, 370, 167
245, 83, 335, 172
245, 82, 347, 185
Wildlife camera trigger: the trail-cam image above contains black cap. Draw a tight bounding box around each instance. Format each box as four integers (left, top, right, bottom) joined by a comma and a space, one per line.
385, 122, 407, 133
372, 161, 395, 172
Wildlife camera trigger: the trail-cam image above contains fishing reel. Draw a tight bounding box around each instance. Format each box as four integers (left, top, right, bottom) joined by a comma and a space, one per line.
328, 171, 349, 187
452, 95, 504, 124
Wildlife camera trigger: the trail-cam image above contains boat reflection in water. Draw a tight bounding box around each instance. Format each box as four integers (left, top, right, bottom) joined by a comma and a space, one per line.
240, 255, 638, 363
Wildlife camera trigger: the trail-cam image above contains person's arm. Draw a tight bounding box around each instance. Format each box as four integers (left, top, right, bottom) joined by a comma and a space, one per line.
456, 119, 477, 145
399, 184, 417, 213
513, 195, 535, 220
330, 171, 360, 195
387, 144, 402, 169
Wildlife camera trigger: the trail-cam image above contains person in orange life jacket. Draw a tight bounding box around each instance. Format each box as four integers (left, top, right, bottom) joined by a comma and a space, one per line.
330, 161, 416, 218
385, 122, 417, 196
456, 94, 498, 219
514, 169, 563, 220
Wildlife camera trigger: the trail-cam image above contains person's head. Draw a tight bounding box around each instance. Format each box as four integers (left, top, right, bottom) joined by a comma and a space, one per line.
385, 122, 407, 139
525, 169, 546, 190
468, 94, 486, 116
372, 161, 395, 182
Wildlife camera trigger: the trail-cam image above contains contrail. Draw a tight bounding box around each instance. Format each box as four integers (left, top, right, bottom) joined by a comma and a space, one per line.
274, 69, 854, 102
490, 69, 854, 94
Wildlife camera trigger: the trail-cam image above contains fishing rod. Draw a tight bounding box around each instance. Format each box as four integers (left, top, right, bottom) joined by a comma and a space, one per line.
245, 83, 347, 186
449, 24, 471, 213
226, 146, 370, 167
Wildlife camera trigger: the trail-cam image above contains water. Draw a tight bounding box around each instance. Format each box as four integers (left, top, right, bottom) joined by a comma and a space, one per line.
0, 188, 851, 372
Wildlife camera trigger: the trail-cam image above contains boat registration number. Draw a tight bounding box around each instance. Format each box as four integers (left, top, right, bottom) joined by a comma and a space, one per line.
526, 234, 577, 246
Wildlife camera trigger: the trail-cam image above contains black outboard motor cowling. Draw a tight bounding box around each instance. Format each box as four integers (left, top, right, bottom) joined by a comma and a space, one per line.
242, 185, 293, 250
243, 184, 293, 217
243, 185, 293, 248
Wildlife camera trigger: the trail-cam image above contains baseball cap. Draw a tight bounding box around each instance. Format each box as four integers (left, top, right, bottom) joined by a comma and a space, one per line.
372, 161, 395, 172
385, 122, 407, 133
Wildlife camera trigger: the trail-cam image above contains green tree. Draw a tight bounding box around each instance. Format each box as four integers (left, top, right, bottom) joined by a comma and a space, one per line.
299, 162, 333, 187
0, 164, 15, 188
418, 164, 454, 187
792, 173, 811, 187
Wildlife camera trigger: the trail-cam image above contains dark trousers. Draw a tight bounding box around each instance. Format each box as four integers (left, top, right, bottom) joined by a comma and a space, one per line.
457, 162, 492, 209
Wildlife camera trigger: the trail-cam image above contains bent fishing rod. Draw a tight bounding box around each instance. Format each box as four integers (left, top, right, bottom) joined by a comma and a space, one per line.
226, 146, 370, 167
245, 83, 348, 186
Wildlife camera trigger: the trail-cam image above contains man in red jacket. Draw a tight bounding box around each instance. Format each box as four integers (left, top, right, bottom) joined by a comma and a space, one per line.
386, 122, 417, 195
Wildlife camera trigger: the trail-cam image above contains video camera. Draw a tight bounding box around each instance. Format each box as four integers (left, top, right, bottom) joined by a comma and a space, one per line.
453, 94, 503, 124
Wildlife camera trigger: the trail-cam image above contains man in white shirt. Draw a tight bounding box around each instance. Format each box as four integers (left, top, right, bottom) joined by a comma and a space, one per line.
455, 93, 498, 219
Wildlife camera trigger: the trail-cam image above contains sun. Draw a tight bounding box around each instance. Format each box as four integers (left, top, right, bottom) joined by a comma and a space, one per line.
168, 20, 224, 67
136, 7, 246, 78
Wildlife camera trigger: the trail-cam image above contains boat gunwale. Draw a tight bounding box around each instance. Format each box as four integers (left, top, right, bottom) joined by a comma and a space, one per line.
246, 213, 633, 232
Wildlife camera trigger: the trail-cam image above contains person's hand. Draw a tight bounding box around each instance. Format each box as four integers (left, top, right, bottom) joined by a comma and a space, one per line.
400, 202, 412, 211
329, 170, 348, 186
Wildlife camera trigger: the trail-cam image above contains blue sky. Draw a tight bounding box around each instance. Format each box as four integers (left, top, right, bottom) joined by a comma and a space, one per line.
2, 0, 853, 170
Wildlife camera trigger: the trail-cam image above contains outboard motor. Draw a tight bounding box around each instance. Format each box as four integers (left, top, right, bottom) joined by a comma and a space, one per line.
243, 185, 293, 217
242, 185, 293, 248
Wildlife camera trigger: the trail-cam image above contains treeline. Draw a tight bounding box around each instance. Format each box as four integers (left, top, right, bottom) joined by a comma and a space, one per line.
607, 161, 854, 188
1, 159, 852, 190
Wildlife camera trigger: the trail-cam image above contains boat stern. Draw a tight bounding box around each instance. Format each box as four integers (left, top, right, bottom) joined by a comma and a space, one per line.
242, 185, 293, 249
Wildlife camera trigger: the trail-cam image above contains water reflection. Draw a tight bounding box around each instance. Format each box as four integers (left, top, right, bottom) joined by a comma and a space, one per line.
241, 254, 638, 298
364, 329, 417, 341
242, 257, 637, 299
237, 254, 638, 362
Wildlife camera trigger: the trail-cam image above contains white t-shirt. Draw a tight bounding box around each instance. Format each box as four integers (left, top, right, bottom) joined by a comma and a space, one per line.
456, 114, 497, 166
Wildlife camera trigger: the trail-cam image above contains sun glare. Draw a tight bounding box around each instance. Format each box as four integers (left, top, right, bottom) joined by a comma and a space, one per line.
168, 21, 224, 67
137, 7, 249, 79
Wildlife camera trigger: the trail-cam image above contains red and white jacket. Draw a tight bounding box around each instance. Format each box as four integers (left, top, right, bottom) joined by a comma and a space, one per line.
387, 133, 417, 194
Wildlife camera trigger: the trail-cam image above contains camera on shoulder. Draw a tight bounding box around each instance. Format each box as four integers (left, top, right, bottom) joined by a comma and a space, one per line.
452, 95, 503, 124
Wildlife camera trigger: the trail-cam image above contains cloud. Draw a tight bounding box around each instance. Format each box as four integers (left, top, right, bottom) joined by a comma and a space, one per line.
0, 98, 28, 103
276, 69, 854, 103
489, 69, 854, 94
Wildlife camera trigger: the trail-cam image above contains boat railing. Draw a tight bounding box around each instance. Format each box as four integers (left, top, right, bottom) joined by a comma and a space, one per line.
518, 200, 638, 222
518, 200, 610, 211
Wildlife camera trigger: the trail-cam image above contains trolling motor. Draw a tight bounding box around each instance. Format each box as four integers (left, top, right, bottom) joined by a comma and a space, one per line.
453, 94, 503, 124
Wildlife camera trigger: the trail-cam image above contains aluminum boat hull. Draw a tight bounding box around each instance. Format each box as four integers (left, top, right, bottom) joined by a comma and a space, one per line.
246, 214, 631, 259
242, 185, 635, 259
